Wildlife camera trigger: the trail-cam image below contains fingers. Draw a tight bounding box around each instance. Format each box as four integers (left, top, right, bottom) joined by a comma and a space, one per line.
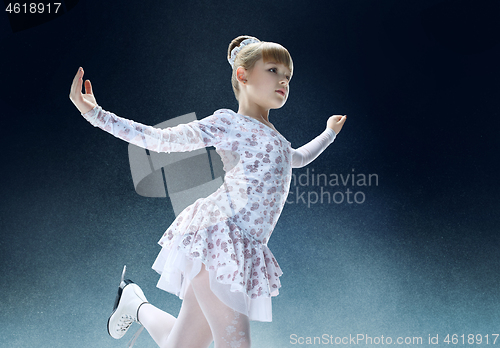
70, 67, 94, 101
85, 79, 93, 95
70, 67, 83, 100
330, 115, 346, 123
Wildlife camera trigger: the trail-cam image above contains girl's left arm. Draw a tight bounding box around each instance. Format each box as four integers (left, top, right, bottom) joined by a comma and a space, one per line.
291, 128, 336, 168
291, 114, 346, 168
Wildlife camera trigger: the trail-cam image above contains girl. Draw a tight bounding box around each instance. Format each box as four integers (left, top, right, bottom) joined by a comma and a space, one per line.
69, 35, 346, 348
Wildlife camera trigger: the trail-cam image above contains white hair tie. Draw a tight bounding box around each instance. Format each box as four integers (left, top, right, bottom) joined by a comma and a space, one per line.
228, 38, 260, 68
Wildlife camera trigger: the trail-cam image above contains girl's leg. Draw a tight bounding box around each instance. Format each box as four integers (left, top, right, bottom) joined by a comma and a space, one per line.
188, 267, 251, 348
137, 304, 175, 346
138, 283, 213, 348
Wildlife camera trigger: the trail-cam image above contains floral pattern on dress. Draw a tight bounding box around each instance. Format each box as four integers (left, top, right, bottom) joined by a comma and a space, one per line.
81, 105, 335, 321
82, 106, 292, 299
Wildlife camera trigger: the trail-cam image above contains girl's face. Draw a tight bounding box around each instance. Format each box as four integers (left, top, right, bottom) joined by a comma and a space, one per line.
240, 58, 292, 110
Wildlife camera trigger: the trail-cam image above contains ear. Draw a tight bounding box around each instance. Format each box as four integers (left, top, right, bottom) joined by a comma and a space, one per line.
236, 66, 247, 84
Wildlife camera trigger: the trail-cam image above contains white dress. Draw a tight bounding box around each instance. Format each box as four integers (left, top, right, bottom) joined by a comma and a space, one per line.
81, 105, 336, 322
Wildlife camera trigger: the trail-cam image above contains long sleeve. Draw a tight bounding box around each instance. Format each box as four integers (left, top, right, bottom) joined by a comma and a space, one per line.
81, 105, 231, 153
291, 127, 336, 168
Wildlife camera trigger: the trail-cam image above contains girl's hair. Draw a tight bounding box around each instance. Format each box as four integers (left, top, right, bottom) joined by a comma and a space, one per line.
227, 35, 293, 102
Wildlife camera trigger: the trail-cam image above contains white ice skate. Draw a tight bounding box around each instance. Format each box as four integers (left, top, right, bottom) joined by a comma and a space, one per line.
107, 265, 149, 340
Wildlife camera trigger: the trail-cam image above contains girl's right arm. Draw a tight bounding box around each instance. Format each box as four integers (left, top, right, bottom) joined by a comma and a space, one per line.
82, 105, 228, 153
71, 67, 228, 153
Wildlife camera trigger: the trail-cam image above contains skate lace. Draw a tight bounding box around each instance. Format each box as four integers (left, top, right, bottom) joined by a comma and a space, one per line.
118, 314, 135, 332
117, 314, 144, 348
116, 266, 144, 348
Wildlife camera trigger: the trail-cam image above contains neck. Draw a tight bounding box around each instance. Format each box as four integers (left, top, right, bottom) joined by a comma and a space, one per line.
237, 96, 270, 123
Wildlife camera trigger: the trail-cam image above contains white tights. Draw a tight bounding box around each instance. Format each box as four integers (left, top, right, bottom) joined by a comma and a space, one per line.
138, 267, 251, 348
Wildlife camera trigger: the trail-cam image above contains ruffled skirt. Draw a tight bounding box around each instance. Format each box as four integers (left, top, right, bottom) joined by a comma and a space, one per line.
151, 198, 283, 322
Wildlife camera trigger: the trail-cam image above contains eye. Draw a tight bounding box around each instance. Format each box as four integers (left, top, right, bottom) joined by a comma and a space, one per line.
269, 68, 291, 81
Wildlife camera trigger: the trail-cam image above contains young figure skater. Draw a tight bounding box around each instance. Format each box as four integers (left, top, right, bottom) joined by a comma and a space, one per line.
69, 35, 346, 348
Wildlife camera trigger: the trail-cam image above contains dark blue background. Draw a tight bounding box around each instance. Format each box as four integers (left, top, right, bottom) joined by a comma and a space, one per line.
1, 0, 499, 347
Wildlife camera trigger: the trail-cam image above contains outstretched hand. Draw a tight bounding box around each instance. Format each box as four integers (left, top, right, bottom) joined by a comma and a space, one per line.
327, 115, 347, 134
69, 67, 98, 114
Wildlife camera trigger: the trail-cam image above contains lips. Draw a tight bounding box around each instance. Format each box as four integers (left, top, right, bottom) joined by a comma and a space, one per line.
276, 89, 286, 96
